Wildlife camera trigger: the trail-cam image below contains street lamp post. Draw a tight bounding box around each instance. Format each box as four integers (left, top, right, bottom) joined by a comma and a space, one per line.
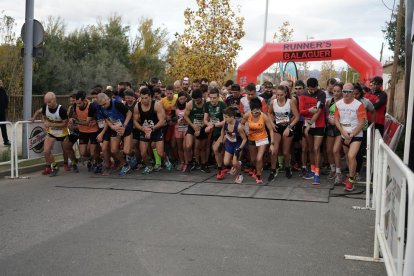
259, 0, 269, 85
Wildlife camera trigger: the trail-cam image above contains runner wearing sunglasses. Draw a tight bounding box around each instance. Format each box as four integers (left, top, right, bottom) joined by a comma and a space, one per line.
334, 83, 367, 192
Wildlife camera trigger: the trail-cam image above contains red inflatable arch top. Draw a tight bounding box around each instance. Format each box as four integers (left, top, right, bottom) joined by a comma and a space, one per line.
237, 38, 382, 86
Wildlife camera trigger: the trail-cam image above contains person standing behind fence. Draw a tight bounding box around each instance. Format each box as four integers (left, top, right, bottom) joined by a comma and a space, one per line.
0, 80, 11, 146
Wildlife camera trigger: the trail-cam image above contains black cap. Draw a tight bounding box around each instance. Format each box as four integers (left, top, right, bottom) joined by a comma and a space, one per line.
230, 84, 241, 92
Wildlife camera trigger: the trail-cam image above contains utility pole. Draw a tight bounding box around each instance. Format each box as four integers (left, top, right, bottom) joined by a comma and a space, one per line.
389, 0, 404, 115
259, 0, 269, 85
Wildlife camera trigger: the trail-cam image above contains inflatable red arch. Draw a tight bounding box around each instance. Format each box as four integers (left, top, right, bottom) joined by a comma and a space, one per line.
237, 38, 382, 86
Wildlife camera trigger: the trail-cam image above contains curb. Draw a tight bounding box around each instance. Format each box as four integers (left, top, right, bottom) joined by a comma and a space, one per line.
1, 161, 64, 179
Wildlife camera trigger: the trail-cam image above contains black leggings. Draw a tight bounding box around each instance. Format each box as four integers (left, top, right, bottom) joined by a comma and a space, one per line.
356, 130, 367, 173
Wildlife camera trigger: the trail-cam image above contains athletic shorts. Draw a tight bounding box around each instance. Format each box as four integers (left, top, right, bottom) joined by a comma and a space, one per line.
341, 136, 363, 147
225, 140, 242, 155
78, 131, 99, 145
275, 124, 293, 137
68, 133, 79, 144
47, 133, 68, 142
132, 128, 140, 141
186, 125, 208, 140
293, 121, 304, 141
175, 125, 188, 139
139, 128, 164, 142
110, 126, 132, 138
308, 127, 325, 137
325, 125, 341, 137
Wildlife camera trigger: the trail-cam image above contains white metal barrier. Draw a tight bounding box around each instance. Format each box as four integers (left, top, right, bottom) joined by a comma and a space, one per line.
353, 123, 376, 210
345, 130, 414, 276
13, 120, 42, 178
0, 121, 15, 178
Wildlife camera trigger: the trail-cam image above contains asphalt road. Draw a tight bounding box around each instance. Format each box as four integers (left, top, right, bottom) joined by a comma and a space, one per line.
0, 169, 386, 276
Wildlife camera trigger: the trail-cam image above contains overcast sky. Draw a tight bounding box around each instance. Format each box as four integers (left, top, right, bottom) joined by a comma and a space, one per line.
3, 0, 394, 71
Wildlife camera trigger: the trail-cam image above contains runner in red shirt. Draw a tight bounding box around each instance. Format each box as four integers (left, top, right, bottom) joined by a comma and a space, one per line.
299, 78, 326, 185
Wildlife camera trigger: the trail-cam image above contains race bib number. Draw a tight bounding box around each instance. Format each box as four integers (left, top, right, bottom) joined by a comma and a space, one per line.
275, 115, 289, 125
305, 119, 315, 128
97, 119, 105, 129
143, 120, 154, 128
226, 133, 237, 143
255, 137, 269, 147
193, 119, 203, 127
50, 127, 63, 136
177, 125, 188, 132
111, 119, 122, 127
211, 118, 220, 125
341, 124, 352, 133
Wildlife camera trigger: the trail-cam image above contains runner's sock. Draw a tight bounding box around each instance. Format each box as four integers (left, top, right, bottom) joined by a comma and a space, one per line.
278, 156, 284, 168
51, 161, 57, 168
153, 149, 161, 166
330, 164, 336, 172
310, 164, 316, 173
336, 167, 341, 174
315, 167, 320, 176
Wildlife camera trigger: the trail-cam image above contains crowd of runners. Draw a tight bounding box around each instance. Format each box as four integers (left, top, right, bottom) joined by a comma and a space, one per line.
32, 75, 387, 192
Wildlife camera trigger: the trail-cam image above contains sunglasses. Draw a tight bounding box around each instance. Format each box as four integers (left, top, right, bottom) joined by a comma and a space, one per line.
342, 90, 353, 94
295, 86, 303, 89
252, 110, 261, 115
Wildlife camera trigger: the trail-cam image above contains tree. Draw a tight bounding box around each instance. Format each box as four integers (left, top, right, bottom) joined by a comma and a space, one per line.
383, 4, 405, 67
319, 61, 336, 86
0, 11, 23, 95
273, 21, 293, 42
272, 21, 294, 83
129, 18, 169, 84
168, 0, 245, 83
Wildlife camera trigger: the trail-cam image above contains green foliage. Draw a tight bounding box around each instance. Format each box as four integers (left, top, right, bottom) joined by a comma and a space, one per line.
168, 0, 245, 83
382, 5, 405, 67
0, 11, 23, 95
129, 18, 169, 84
0, 14, 169, 95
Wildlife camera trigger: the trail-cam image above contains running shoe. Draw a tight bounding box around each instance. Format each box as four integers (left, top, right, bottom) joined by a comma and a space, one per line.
118, 164, 131, 176
267, 171, 275, 182
87, 161, 92, 172
255, 176, 263, 184
94, 163, 103, 174
128, 156, 138, 170
49, 166, 59, 177
72, 164, 79, 173
63, 163, 71, 172
285, 167, 292, 179
300, 168, 307, 177
216, 170, 225, 180
234, 174, 244, 184
328, 171, 336, 180
200, 165, 210, 173
190, 162, 199, 171
165, 160, 173, 171
292, 163, 301, 171
221, 167, 231, 174
153, 164, 162, 172
101, 167, 110, 176
248, 168, 256, 176
302, 171, 314, 180
312, 174, 321, 185
177, 163, 184, 171
142, 165, 153, 174
334, 173, 343, 185
42, 166, 52, 175
343, 178, 354, 192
